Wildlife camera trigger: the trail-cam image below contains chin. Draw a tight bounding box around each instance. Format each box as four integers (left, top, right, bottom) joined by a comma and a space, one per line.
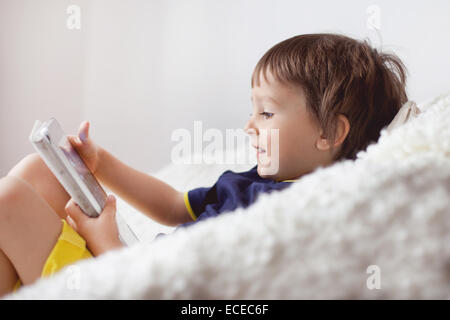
257, 164, 280, 181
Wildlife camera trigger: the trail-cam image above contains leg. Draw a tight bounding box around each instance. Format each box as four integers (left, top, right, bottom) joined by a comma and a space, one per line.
7, 153, 70, 219
0, 175, 62, 287
0, 249, 18, 297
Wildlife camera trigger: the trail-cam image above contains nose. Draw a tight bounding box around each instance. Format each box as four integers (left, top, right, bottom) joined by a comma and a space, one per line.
244, 117, 258, 136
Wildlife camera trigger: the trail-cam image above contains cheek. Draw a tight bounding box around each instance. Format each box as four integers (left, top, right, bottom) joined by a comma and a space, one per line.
278, 122, 317, 157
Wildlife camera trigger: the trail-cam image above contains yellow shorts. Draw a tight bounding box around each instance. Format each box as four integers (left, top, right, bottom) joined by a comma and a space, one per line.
14, 219, 93, 292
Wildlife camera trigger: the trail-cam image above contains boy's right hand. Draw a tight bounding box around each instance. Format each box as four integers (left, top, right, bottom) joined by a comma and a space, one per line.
67, 121, 101, 174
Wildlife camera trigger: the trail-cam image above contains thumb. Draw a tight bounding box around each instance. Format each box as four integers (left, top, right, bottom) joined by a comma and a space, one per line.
78, 121, 90, 143
101, 195, 117, 218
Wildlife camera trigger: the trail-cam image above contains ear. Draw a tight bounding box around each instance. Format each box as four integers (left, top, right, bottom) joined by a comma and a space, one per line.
316, 114, 350, 151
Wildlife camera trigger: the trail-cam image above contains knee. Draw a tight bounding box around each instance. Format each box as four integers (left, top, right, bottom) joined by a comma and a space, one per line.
0, 176, 29, 220
7, 153, 45, 183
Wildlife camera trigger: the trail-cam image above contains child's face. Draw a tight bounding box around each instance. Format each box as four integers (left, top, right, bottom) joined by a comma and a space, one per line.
245, 69, 334, 181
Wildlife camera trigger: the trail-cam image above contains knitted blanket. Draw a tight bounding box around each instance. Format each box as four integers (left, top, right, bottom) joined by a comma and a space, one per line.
7, 94, 450, 299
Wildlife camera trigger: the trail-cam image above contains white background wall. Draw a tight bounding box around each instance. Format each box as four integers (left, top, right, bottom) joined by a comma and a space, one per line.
1, 0, 449, 176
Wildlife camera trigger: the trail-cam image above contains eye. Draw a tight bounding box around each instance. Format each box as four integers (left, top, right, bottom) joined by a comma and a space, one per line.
259, 112, 274, 119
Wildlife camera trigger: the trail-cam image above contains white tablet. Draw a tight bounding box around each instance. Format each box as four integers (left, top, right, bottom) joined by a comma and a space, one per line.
29, 118, 139, 246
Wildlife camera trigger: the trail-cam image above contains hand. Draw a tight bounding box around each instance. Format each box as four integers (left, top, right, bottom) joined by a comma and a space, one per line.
65, 195, 123, 256
67, 121, 101, 174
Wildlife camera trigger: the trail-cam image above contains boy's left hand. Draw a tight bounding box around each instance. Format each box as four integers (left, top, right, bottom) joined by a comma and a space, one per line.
65, 194, 123, 256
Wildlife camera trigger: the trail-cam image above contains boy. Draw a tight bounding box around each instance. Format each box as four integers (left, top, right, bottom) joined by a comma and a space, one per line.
0, 33, 408, 295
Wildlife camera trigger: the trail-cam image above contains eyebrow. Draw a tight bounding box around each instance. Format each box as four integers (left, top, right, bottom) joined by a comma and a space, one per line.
250, 95, 280, 105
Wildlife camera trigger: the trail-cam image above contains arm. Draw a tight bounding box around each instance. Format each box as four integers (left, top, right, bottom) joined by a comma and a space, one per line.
95, 147, 192, 227
68, 121, 191, 227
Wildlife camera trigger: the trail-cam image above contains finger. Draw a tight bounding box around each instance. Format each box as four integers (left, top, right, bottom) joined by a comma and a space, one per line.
67, 135, 82, 147
78, 121, 90, 143
69, 127, 95, 159
106, 194, 117, 212
66, 215, 78, 232
65, 199, 87, 225
101, 195, 117, 218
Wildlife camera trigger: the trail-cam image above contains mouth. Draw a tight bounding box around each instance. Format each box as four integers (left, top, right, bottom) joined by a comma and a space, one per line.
252, 145, 266, 154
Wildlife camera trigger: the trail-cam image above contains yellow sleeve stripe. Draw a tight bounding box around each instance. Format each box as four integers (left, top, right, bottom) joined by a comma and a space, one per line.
282, 179, 297, 182
183, 191, 197, 221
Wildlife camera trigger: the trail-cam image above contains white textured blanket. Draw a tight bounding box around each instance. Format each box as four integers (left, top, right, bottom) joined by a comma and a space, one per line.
6, 94, 450, 299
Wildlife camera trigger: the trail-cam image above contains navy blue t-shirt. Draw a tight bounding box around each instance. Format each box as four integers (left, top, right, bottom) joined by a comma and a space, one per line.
177, 165, 296, 229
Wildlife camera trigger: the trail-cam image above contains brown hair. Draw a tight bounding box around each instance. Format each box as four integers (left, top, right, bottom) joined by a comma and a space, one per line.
251, 33, 408, 161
